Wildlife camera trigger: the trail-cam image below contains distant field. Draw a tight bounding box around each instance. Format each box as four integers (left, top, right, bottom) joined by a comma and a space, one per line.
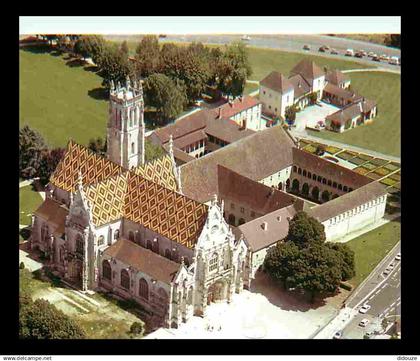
346, 219, 401, 288
308, 71, 401, 157
20, 48, 108, 148
329, 34, 390, 47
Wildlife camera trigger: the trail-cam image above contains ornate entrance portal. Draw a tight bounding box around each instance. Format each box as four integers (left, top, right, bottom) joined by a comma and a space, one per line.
207, 279, 226, 305
68, 259, 83, 287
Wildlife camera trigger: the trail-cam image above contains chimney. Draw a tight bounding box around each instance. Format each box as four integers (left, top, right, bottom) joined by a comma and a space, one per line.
218, 107, 222, 119
276, 216, 282, 222
240, 96, 243, 102
261, 221, 268, 231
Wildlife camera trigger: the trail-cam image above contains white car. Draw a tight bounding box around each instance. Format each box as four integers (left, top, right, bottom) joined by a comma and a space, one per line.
383, 268, 391, 275
359, 319, 370, 327
395, 253, 401, 261
345, 49, 354, 56
389, 263, 395, 270
359, 304, 371, 314
333, 331, 342, 339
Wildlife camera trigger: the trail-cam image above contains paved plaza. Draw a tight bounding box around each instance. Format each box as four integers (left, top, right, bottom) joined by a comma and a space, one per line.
294, 102, 340, 132
145, 272, 348, 339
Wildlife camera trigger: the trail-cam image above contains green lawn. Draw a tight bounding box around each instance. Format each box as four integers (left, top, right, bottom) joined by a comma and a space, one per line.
346, 219, 401, 287
20, 49, 108, 148
308, 71, 401, 157
246, 47, 374, 82
19, 185, 43, 226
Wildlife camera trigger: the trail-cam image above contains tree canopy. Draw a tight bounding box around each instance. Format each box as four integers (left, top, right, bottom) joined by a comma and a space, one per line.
286, 211, 326, 248
19, 125, 47, 179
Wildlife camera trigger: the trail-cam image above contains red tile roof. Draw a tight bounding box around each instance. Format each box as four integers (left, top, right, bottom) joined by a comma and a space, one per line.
260, 71, 294, 94
34, 198, 69, 237
211, 95, 261, 119
290, 59, 324, 83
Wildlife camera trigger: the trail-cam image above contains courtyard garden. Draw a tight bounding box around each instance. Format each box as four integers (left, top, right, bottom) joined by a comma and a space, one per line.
346, 219, 401, 288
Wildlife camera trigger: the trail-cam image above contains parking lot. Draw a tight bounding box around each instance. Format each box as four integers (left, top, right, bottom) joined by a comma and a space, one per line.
294, 102, 340, 132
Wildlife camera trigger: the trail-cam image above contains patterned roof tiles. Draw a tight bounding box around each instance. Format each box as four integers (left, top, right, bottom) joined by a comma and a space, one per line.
50, 140, 124, 193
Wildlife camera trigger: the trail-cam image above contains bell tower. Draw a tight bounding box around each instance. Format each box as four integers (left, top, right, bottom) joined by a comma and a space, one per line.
107, 76, 145, 169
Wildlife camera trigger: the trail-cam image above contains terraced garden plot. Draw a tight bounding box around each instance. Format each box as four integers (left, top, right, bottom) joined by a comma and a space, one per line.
362, 162, 378, 171
354, 167, 370, 175
298, 139, 312, 148
370, 158, 390, 167
336, 151, 357, 161
380, 177, 398, 187
373, 167, 392, 177
393, 182, 401, 190
347, 157, 368, 166
324, 145, 342, 155
366, 172, 382, 180
384, 163, 400, 172
357, 153, 374, 162
303, 144, 317, 154
389, 173, 401, 182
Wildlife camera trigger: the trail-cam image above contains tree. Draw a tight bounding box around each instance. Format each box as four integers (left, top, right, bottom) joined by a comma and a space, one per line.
308, 92, 318, 105
120, 40, 129, 56
130, 321, 144, 335
19, 125, 47, 179
38, 148, 66, 186
381, 318, 389, 332
286, 211, 326, 248
143, 73, 187, 123
321, 190, 331, 202
20, 297, 86, 339
327, 243, 355, 281
135, 35, 161, 77
215, 42, 252, 99
145, 139, 166, 162
384, 34, 400, 48
285, 105, 298, 124
73, 35, 106, 63
88, 137, 107, 156
97, 44, 134, 88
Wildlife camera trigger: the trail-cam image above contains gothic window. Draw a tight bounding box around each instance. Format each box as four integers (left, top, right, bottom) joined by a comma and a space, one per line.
129, 231, 134, 242
147, 240, 153, 250
98, 235, 105, 246
333, 182, 337, 188
312, 174, 317, 181
298, 168, 302, 175
114, 229, 120, 240
209, 253, 218, 272
76, 235, 84, 254
41, 223, 49, 242
338, 184, 343, 191
187, 286, 193, 305
240, 207, 245, 214
343, 185, 348, 192
135, 231, 142, 246
165, 249, 171, 260
102, 260, 111, 280
120, 269, 130, 290
293, 166, 297, 172
131, 142, 135, 155
152, 239, 159, 253
327, 180, 332, 186
303, 170, 307, 177
138, 278, 149, 300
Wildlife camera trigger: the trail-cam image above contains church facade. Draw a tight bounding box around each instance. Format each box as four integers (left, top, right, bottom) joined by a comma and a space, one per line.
31, 78, 249, 329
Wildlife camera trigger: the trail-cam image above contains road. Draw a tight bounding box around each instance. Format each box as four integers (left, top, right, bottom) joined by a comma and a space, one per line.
157, 34, 400, 72
315, 241, 401, 339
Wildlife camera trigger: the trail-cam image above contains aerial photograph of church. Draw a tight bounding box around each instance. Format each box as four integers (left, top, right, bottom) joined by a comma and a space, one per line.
19, 17, 401, 340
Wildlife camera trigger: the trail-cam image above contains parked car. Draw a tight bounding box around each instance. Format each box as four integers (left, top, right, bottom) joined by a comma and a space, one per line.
368, 51, 375, 58
360, 50, 367, 56
333, 331, 342, 339
303, 44, 310, 51
389, 56, 400, 66
345, 49, 354, 56
318, 46, 327, 52
330, 48, 339, 55
383, 267, 391, 275
372, 56, 381, 62
389, 263, 395, 270
359, 319, 370, 327
395, 253, 401, 261
359, 304, 371, 314
380, 54, 390, 61
354, 52, 364, 58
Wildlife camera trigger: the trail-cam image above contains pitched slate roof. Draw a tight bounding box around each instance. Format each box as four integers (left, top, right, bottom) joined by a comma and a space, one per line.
210, 95, 261, 119
239, 204, 298, 252
260, 71, 294, 94
205, 117, 256, 144
217, 165, 296, 215
308, 181, 387, 222
50, 140, 124, 193
325, 69, 350, 86
104, 239, 180, 284
34, 198, 69, 237
180, 125, 296, 203
290, 59, 324, 83
83, 171, 208, 248
288, 73, 311, 99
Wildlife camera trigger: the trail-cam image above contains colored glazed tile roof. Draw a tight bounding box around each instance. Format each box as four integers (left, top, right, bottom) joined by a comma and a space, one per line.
50, 140, 124, 193
83, 171, 208, 249
132, 154, 178, 192
104, 239, 180, 284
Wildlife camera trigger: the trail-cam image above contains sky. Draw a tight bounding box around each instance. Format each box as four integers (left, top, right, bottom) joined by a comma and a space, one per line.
19, 16, 401, 35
